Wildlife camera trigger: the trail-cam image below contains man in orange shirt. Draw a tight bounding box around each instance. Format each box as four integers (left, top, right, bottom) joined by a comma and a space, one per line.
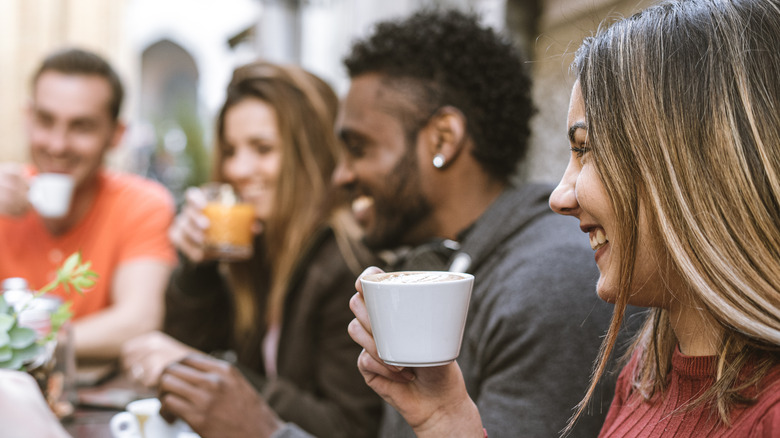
0, 48, 176, 360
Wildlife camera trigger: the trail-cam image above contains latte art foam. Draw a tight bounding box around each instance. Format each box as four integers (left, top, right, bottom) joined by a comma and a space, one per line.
372, 272, 463, 283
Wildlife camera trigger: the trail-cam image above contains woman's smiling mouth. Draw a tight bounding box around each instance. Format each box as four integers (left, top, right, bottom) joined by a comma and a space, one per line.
590, 228, 608, 251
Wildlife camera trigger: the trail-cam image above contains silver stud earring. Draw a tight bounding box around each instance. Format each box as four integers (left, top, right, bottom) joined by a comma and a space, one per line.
432, 153, 446, 169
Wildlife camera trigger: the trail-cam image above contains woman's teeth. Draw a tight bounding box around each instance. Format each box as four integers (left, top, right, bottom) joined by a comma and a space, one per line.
590, 229, 608, 251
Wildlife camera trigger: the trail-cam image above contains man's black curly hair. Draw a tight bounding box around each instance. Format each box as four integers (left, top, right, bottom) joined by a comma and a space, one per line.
344, 9, 535, 181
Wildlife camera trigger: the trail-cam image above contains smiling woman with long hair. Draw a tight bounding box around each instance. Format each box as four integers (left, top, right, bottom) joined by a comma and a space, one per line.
122, 61, 381, 438
557, 0, 780, 434
347, 0, 780, 436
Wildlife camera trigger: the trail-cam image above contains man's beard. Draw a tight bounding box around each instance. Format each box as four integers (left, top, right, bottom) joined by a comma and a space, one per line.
362, 149, 432, 251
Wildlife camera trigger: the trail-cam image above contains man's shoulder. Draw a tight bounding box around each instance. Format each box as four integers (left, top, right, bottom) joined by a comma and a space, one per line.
479, 209, 591, 270
464, 183, 586, 257
468, 205, 600, 318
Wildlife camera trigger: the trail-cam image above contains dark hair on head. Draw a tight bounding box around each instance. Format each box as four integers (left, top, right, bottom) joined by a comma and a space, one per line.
33, 48, 125, 120
344, 9, 534, 182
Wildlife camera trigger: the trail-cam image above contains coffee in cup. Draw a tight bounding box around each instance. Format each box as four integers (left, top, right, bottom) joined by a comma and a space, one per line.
201, 183, 255, 261
28, 173, 75, 219
360, 271, 474, 367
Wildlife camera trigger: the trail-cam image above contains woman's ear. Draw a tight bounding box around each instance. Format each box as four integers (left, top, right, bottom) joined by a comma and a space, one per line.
425, 106, 467, 169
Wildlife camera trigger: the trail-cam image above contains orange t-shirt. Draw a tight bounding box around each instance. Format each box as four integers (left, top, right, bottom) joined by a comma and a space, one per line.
0, 170, 176, 319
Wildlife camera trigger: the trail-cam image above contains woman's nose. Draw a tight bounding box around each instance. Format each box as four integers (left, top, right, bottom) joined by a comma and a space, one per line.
224, 148, 255, 181
331, 157, 355, 187
549, 163, 579, 216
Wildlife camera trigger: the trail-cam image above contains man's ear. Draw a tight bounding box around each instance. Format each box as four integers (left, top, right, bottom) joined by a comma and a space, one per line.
424, 106, 467, 169
109, 120, 127, 150
24, 100, 34, 133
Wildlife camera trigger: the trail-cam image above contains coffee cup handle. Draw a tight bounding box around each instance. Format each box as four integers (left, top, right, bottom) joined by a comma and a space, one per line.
109, 411, 141, 438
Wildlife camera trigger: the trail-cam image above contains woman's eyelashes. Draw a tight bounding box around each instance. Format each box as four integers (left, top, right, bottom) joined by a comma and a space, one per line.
571, 144, 590, 159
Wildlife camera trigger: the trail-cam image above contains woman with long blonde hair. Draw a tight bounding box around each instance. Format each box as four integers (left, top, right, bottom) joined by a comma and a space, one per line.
122, 60, 381, 438
347, 0, 780, 436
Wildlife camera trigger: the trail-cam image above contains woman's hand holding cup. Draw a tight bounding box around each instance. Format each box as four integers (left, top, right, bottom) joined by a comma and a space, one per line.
169, 187, 210, 263
170, 183, 256, 264
348, 267, 483, 438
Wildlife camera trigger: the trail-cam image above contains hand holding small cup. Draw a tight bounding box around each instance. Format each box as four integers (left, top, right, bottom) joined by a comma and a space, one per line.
348, 268, 483, 437
28, 173, 75, 219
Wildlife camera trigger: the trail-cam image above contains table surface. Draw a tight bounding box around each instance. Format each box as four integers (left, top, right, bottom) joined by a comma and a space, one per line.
63, 408, 118, 438
62, 371, 155, 438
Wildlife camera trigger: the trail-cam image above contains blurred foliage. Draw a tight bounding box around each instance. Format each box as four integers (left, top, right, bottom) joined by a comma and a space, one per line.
0, 252, 96, 370
145, 100, 211, 208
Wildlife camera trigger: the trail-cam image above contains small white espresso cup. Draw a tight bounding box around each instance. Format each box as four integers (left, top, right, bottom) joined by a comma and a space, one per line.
361, 271, 474, 367
109, 398, 195, 438
28, 173, 75, 218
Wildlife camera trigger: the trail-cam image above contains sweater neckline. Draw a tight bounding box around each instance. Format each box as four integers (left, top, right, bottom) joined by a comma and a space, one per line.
672, 345, 716, 379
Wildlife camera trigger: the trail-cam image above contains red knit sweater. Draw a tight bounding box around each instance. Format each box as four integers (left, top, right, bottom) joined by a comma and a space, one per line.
599, 347, 780, 437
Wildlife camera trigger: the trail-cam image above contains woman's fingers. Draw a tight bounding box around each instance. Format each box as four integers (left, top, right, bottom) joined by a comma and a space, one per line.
170, 201, 210, 262
349, 292, 372, 335
349, 285, 412, 375
126, 334, 206, 388
348, 317, 376, 355
357, 350, 415, 384
355, 266, 384, 293
184, 186, 207, 208
121, 332, 178, 387
349, 317, 410, 378
120, 334, 151, 377
177, 354, 231, 374
179, 205, 208, 244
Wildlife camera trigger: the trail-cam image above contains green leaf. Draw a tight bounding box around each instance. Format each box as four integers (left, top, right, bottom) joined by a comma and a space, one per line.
8, 326, 37, 349
0, 331, 9, 349
0, 295, 8, 315
50, 302, 72, 336
74, 261, 92, 276
0, 356, 23, 370
0, 345, 10, 361
0, 314, 14, 332
38, 251, 98, 295
61, 252, 81, 276
14, 343, 44, 363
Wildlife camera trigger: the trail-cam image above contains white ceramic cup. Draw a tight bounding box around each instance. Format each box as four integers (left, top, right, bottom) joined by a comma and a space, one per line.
109, 398, 196, 438
361, 271, 474, 367
28, 173, 75, 218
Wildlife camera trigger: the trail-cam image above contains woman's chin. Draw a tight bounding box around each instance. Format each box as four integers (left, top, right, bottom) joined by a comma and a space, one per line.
595, 280, 618, 304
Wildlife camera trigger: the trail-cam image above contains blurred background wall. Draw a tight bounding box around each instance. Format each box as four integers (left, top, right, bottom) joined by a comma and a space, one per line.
0, 0, 658, 199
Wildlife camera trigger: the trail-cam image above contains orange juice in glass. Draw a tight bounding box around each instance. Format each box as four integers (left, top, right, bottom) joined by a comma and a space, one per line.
201, 183, 255, 261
